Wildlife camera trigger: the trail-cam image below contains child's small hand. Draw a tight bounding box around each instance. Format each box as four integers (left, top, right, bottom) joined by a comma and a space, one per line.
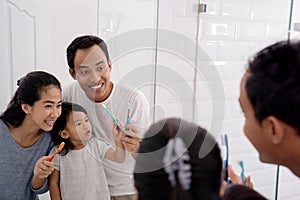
34, 156, 54, 179
112, 122, 125, 142
228, 165, 253, 188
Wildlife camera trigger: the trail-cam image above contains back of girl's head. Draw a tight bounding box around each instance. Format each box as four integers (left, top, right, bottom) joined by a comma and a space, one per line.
222, 184, 267, 200
51, 102, 87, 155
0, 71, 61, 127
134, 118, 222, 200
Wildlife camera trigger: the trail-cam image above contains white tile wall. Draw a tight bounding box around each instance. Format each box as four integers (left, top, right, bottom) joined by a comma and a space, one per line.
220, 0, 252, 20
201, 19, 235, 40
199, 0, 219, 19
217, 41, 249, 61
157, 0, 300, 199
251, 2, 290, 22
235, 21, 267, 40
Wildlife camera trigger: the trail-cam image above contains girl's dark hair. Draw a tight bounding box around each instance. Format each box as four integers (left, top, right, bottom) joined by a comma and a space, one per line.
66, 35, 110, 71
134, 118, 222, 200
222, 184, 267, 200
0, 71, 61, 127
51, 102, 87, 155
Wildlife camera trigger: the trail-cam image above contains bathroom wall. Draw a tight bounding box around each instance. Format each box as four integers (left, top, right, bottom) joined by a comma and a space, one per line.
154, 0, 300, 199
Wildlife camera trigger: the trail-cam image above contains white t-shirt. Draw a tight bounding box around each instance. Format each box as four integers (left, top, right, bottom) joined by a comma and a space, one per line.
52, 136, 111, 200
63, 81, 151, 196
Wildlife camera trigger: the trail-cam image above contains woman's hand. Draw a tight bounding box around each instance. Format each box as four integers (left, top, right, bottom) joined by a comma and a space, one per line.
34, 156, 54, 179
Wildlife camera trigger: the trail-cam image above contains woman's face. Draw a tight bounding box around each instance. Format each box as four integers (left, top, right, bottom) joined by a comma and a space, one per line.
26, 85, 62, 131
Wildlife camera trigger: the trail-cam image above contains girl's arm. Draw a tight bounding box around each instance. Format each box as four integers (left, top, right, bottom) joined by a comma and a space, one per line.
104, 123, 125, 163
32, 156, 54, 190
49, 169, 61, 200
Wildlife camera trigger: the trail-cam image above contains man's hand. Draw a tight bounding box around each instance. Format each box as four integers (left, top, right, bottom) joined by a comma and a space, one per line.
122, 124, 140, 154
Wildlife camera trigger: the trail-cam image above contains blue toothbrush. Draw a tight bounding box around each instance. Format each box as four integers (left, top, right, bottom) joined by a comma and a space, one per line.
221, 133, 229, 184
101, 104, 125, 131
237, 160, 246, 184
126, 100, 131, 125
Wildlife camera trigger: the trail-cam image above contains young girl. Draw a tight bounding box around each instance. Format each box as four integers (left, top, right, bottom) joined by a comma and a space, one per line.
49, 102, 126, 200
0, 71, 62, 199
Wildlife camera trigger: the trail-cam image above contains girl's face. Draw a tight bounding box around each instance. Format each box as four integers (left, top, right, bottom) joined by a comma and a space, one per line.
27, 85, 62, 132
65, 111, 92, 149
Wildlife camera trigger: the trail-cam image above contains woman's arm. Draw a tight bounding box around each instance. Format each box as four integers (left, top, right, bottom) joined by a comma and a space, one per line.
32, 156, 54, 190
49, 169, 61, 200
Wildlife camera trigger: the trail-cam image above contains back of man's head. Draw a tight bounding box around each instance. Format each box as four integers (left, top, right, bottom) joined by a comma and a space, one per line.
246, 40, 300, 134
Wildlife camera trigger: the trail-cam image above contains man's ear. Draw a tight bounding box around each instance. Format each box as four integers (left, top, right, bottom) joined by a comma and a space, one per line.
69, 68, 77, 80
266, 116, 285, 145
21, 104, 31, 114
59, 130, 69, 139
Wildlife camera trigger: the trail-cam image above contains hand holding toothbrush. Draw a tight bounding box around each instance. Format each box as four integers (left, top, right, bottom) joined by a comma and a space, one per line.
32, 155, 55, 190
122, 124, 140, 155
228, 165, 253, 188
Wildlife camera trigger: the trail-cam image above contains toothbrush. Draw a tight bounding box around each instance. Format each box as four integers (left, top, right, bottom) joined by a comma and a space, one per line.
101, 104, 125, 131
48, 142, 65, 162
126, 100, 131, 125
221, 133, 229, 184
125, 100, 131, 134
237, 160, 246, 184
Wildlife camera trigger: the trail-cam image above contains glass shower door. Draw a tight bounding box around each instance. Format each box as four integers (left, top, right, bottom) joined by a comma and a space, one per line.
98, 0, 158, 122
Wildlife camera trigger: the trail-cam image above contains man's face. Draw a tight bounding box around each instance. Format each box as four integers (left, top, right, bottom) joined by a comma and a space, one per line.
71, 44, 113, 102
239, 73, 274, 163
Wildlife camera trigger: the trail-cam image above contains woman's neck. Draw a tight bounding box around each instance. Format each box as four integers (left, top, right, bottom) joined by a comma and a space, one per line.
9, 122, 42, 148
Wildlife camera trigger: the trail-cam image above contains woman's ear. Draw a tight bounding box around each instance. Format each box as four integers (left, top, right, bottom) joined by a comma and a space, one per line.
59, 130, 69, 139
21, 104, 31, 114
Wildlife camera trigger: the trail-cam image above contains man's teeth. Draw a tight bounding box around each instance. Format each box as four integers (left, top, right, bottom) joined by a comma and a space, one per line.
91, 83, 103, 89
45, 120, 55, 126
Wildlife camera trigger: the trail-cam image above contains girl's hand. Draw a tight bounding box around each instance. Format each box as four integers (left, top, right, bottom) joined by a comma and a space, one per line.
112, 122, 125, 142
34, 156, 54, 179
228, 165, 253, 188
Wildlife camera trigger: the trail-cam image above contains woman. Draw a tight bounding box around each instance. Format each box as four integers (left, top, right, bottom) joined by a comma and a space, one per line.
0, 71, 62, 200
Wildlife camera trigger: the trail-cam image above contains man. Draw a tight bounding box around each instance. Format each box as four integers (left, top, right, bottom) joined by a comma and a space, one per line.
239, 40, 300, 177
63, 35, 150, 199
